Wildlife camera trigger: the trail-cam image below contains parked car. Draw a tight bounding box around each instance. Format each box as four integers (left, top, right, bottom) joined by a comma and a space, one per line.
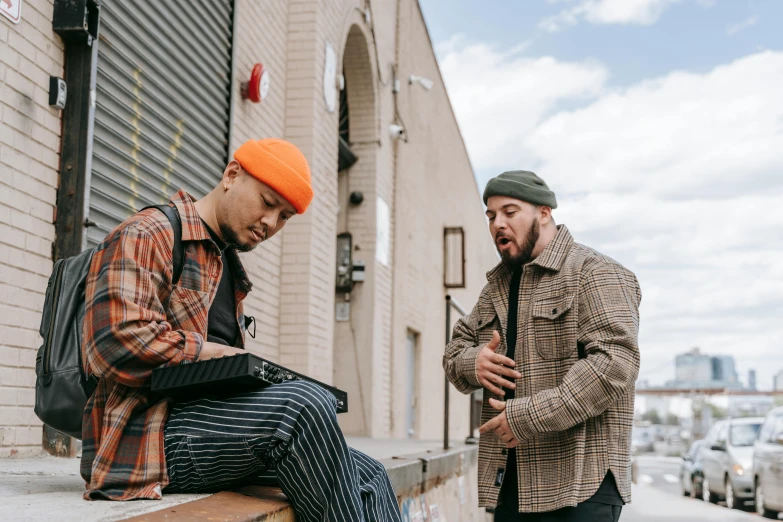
632, 427, 655, 454
700, 417, 763, 510
680, 439, 706, 498
753, 406, 783, 518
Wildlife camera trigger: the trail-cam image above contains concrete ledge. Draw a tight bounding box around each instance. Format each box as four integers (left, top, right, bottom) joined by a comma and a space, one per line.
0, 443, 479, 522
117, 445, 479, 521
401, 445, 478, 489
379, 457, 423, 496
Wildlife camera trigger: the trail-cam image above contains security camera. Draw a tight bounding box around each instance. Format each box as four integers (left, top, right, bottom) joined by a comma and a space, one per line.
389, 124, 405, 140
409, 75, 434, 91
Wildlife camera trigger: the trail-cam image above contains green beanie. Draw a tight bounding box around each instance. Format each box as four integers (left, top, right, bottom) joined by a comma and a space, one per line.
483, 170, 557, 209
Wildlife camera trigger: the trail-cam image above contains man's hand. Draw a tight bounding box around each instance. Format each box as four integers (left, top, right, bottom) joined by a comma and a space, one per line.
197, 342, 245, 361
476, 331, 521, 396
479, 398, 519, 448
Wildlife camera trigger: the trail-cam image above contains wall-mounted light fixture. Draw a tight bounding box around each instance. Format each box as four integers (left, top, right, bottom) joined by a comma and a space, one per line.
409, 75, 434, 91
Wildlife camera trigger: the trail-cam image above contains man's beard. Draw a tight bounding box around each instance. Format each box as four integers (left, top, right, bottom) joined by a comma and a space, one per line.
219, 221, 259, 253
498, 219, 540, 270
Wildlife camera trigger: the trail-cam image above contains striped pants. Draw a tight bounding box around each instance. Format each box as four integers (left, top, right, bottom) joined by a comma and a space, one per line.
163, 380, 402, 522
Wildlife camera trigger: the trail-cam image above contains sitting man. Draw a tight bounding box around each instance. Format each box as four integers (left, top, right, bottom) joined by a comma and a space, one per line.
81, 138, 402, 522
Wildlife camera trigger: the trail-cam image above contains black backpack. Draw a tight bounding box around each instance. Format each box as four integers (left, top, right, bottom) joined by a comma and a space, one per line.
34, 205, 184, 439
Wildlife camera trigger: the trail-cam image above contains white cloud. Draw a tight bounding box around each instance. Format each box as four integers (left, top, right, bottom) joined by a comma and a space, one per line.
438, 41, 607, 170
539, 0, 681, 32
726, 15, 758, 36
438, 41, 783, 389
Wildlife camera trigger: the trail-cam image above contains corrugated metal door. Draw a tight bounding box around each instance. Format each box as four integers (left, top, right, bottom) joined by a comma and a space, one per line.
87, 0, 233, 247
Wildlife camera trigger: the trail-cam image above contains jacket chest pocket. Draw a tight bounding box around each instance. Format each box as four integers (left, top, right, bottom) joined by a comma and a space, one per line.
531, 294, 577, 360
476, 313, 501, 351
168, 286, 210, 335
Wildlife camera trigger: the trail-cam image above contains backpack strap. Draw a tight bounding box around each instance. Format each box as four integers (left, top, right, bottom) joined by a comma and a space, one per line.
141, 204, 184, 285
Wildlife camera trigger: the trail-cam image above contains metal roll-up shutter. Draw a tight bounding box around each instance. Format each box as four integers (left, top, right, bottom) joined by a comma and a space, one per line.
87, 0, 233, 247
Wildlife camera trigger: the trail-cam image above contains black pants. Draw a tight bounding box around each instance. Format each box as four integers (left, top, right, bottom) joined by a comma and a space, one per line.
494, 502, 622, 522
163, 381, 401, 522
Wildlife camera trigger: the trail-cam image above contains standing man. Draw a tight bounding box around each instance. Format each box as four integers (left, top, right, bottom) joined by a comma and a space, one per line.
443, 171, 641, 521
81, 138, 402, 522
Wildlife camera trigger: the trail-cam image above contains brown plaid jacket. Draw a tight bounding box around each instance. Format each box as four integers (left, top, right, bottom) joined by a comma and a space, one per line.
444, 225, 641, 512
80, 190, 251, 500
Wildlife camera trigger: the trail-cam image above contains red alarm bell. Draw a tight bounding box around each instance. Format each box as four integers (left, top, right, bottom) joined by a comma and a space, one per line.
241, 63, 270, 103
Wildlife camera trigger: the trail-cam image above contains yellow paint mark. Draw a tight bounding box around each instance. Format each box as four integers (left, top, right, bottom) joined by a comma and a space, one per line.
162, 119, 185, 195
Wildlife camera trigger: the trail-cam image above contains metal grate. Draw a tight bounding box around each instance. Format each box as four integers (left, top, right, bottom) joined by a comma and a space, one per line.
87, 0, 234, 247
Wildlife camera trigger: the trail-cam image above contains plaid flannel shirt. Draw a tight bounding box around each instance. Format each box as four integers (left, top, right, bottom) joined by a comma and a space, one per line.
80, 190, 252, 500
443, 225, 641, 512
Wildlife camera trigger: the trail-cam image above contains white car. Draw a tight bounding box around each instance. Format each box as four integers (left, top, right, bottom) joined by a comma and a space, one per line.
753, 407, 783, 518
700, 417, 763, 510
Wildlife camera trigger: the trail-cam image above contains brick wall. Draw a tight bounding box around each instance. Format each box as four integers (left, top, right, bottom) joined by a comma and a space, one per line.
389, 0, 499, 440
228, 0, 290, 362
0, 0, 495, 456
277, 0, 353, 388
283, 0, 496, 440
0, 0, 64, 457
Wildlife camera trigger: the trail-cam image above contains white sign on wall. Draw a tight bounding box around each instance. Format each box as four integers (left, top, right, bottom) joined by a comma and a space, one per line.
323, 41, 337, 113
335, 302, 350, 322
376, 196, 390, 266
1, 0, 22, 24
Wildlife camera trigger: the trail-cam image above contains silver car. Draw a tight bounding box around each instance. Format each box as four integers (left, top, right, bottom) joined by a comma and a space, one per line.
753, 407, 783, 518
700, 417, 763, 510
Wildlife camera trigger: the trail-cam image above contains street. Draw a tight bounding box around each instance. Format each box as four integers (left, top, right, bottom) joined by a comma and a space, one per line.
634, 456, 684, 498
622, 456, 767, 522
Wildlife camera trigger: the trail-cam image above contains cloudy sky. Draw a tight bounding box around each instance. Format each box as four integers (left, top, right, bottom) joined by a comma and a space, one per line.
419, 0, 783, 389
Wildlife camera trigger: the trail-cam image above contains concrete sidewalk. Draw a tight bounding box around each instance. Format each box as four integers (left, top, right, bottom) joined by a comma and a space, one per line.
0, 452, 209, 521
0, 438, 472, 522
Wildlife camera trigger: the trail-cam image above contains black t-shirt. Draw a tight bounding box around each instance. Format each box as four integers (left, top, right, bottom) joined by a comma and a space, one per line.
498, 266, 623, 509
499, 267, 523, 508
202, 221, 239, 347
587, 471, 624, 506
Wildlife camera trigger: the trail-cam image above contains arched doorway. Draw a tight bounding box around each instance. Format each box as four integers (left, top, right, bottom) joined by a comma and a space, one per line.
332, 23, 378, 437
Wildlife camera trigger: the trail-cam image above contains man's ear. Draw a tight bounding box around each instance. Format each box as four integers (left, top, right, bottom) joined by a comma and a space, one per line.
223, 160, 242, 186
538, 205, 553, 225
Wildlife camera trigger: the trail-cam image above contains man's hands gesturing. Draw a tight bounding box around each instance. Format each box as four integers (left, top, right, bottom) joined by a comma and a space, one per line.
479, 398, 519, 448
475, 331, 521, 396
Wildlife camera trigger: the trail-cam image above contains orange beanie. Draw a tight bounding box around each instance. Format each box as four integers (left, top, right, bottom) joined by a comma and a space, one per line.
233, 139, 313, 214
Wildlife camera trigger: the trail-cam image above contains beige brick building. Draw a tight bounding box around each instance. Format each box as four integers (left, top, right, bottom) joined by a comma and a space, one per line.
0, 0, 498, 457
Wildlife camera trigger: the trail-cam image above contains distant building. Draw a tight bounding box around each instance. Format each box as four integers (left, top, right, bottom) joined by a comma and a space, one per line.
713, 356, 738, 384
675, 348, 713, 384
774, 370, 783, 391
670, 347, 743, 390
749, 369, 758, 391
